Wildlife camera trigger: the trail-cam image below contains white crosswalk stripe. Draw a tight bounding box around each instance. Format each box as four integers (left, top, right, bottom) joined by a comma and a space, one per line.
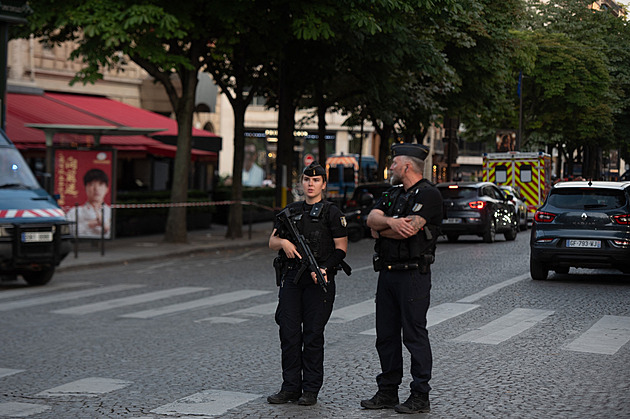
329, 299, 374, 323
565, 315, 630, 355
0, 282, 89, 301
51, 287, 208, 315
0, 402, 50, 417
359, 302, 480, 335
150, 389, 261, 417
0, 284, 144, 312
0, 368, 24, 378
119, 290, 271, 319
35, 377, 132, 397
453, 308, 555, 344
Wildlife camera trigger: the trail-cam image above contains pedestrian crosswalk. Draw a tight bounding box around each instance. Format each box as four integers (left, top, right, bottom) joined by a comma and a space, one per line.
0, 372, 261, 418
2, 275, 630, 417
1, 278, 629, 356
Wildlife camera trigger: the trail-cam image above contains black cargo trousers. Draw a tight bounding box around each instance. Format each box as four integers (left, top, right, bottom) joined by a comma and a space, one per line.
275, 268, 336, 394
375, 268, 432, 394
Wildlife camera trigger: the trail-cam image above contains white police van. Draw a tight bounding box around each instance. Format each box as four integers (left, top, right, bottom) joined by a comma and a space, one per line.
0, 131, 72, 286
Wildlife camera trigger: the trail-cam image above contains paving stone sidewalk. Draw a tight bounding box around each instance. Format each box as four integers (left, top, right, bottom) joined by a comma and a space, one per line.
58, 221, 274, 272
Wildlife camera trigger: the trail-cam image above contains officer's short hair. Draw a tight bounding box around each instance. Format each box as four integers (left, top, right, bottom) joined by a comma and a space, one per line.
402, 155, 425, 174
84, 168, 109, 186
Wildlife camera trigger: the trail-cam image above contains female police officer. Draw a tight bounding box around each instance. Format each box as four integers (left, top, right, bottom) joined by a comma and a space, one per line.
267, 162, 348, 406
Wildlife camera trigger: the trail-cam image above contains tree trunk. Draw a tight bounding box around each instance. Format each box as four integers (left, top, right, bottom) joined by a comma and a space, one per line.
275, 58, 296, 208
226, 102, 246, 239
164, 70, 198, 243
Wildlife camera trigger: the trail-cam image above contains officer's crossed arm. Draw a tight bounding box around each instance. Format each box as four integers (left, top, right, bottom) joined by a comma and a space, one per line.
367, 209, 426, 240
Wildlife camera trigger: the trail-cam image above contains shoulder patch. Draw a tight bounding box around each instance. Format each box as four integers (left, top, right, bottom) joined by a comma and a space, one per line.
412, 203, 423, 212
340, 216, 347, 227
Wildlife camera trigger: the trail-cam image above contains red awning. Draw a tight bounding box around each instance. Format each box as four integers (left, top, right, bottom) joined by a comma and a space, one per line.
6, 92, 218, 159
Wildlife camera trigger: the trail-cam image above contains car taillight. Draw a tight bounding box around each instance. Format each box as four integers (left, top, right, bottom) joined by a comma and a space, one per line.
468, 200, 486, 209
345, 199, 357, 208
536, 238, 554, 243
534, 211, 556, 223
612, 214, 630, 225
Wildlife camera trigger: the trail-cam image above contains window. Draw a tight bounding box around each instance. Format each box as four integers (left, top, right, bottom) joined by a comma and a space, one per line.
548, 188, 626, 210
495, 165, 507, 183
520, 164, 532, 183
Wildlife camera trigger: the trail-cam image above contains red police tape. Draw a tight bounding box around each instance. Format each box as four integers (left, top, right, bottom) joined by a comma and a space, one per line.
109, 200, 277, 212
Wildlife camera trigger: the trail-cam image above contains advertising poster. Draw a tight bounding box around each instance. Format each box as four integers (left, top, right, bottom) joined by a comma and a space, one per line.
54, 149, 114, 239
496, 130, 516, 152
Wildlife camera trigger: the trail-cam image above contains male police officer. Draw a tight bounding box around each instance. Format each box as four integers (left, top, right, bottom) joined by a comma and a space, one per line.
268, 162, 348, 406
361, 143, 442, 414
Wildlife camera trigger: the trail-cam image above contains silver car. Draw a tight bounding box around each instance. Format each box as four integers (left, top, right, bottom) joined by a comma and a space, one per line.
500, 185, 528, 231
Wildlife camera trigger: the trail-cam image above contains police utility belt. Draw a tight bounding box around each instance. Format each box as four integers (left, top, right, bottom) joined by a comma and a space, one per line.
372, 253, 435, 274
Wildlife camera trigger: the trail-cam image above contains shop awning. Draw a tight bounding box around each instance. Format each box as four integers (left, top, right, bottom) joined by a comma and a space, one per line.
6, 91, 220, 159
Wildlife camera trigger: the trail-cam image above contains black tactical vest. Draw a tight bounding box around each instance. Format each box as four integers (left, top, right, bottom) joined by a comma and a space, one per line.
279, 200, 335, 264
375, 181, 439, 263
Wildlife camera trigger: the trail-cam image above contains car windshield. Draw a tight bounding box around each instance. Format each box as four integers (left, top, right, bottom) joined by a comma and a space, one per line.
439, 187, 478, 199
547, 188, 627, 210
0, 147, 40, 189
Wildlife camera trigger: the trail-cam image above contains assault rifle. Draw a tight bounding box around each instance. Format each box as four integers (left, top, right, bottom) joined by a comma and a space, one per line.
276, 208, 328, 293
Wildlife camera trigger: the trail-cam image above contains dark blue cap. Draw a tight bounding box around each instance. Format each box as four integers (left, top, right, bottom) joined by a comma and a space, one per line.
391, 143, 429, 161
303, 161, 327, 179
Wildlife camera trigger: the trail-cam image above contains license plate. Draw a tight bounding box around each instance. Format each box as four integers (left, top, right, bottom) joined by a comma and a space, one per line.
21, 232, 53, 243
443, 218, 462, 224
566, 239, 601, 248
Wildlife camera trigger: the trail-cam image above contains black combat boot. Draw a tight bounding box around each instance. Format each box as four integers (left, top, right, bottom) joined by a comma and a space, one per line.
297, 391, 318, 406
360, 390, 399, 409
394, 392, 430, 414
267, 390, 301, 404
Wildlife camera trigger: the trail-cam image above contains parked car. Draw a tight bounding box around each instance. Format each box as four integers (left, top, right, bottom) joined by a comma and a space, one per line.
500, 185, 528, 231
530, 180, 630, 280
437, 181, 518, 243
343, 182, 391, 242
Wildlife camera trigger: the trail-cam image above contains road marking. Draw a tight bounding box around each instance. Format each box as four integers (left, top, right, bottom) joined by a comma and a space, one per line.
0, 282, 89, 301
119, 290, 271, 319
453, 308, 554, 344
0, 402, 50, 417
0, 368, 24, 378
35, 377, 132, 397
51, 287, 208, 315
359, 302, 479, 336
226, 301, 277, 317
0, 284, 144, 312
194, 317, 249, 324
151, 389, 261, 417
565, 315, 630, 355
329, 299, 374, 323
457, 273, 530, 303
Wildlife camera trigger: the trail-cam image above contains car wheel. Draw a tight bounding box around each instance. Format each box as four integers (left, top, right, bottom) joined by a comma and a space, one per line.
22, 268, 55, 286
504, 218, 518, 241
530, 256, 549, 280
482, 219, 496, 243
446, 234, 459, 243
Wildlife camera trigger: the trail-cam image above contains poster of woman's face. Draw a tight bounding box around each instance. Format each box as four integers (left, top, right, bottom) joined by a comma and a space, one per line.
496, 131, 516, 152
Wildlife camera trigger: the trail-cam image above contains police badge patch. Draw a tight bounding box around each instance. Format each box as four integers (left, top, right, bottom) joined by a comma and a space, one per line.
412, 203, 423, 212
340, 216, 347, 227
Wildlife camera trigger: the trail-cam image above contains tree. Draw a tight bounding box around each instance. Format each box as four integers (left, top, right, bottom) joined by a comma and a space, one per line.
21, 0, 233, 242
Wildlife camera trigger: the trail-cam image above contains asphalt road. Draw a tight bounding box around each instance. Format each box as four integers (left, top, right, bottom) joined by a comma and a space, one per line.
1, 231, 629, 418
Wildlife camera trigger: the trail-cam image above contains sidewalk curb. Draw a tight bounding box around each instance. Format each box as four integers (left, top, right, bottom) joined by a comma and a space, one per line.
57, 237, 270, 273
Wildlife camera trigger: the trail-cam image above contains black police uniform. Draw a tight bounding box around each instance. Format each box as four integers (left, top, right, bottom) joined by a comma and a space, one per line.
273, 198, 347, 397
372, 171, 442, 396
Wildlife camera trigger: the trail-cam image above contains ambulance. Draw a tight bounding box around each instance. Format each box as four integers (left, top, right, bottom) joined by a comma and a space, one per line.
482, 151, 552, 221
0, 132, 72, 286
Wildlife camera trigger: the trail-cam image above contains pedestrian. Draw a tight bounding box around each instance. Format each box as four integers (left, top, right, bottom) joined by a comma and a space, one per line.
361, 143, 442, 414
267, 161, 349, 406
